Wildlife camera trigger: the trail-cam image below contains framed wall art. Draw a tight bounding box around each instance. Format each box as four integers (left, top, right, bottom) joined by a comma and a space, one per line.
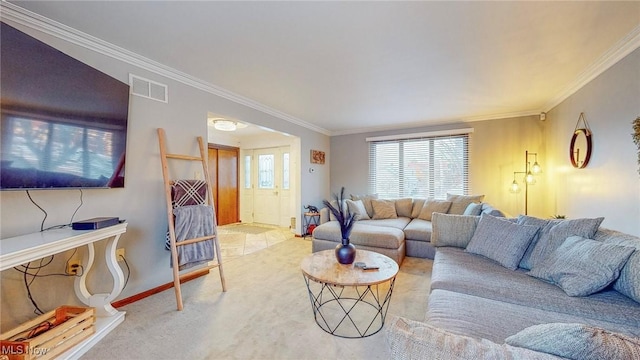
311, 150, 325, 164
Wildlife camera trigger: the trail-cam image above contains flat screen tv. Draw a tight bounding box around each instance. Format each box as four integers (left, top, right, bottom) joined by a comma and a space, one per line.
1, 22, 130, 190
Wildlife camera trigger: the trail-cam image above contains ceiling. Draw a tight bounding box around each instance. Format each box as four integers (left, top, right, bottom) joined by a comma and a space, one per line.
8, 1, 640, 136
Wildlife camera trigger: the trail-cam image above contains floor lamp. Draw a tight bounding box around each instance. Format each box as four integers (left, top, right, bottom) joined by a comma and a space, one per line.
509, 150, 542, 215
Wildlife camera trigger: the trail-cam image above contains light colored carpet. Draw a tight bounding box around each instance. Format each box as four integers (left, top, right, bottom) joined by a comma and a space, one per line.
82, 238, 432, 359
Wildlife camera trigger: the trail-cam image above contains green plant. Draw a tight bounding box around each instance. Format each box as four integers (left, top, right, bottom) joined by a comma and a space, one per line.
551, 215, 566, 219
322, 187, 356, 241
633, 117, 640, 174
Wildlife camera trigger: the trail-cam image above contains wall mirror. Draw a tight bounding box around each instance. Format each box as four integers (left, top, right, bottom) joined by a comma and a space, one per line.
570, 128, 592, 168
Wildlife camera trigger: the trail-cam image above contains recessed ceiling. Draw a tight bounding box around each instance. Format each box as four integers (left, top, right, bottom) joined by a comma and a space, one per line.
8, 1, 640, 135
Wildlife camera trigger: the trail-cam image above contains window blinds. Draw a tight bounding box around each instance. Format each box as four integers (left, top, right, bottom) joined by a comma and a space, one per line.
368, 132, 470, 199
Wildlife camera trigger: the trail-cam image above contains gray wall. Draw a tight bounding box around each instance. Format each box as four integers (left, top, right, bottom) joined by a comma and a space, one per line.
544, 48, 640, 235
0, 18, 329, 330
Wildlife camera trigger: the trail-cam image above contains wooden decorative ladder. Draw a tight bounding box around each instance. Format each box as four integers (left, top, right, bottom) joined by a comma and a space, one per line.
157, 128, 227, 310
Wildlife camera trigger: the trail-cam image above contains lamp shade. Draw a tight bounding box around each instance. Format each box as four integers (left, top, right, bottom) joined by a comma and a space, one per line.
509, 180, 520, 193
531, 161, 542, 174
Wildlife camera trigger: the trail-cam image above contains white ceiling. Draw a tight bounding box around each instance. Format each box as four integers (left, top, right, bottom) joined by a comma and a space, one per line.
8, 1, 640, 136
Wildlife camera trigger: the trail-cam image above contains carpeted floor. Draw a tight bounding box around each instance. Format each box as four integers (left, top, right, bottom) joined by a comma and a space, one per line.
82, 238, 432, 359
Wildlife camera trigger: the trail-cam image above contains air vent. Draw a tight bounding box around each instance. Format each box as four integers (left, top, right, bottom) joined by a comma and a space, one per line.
129, 74, 168, 103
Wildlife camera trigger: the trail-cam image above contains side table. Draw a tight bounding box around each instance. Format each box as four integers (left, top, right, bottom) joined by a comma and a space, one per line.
300, 249, 399, 338
302, 212, 320, 238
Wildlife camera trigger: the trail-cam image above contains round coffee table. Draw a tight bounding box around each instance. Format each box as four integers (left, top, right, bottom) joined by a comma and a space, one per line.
300, 249, 399, 338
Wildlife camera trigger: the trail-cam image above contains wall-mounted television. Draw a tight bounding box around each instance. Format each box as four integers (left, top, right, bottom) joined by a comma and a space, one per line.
1, 22, 130, 190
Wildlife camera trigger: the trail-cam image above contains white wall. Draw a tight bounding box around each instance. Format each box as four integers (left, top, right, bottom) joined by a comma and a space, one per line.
0, 18, 329, 330
544, 48, 640, 236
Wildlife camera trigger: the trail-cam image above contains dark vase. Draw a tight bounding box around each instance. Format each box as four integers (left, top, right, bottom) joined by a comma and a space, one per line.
335, 241, 356, 264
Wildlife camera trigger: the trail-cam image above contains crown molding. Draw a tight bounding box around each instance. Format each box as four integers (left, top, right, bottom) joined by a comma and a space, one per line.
543, 24, 640, 113
0, 1, 331, 136
330, 109, 541, 136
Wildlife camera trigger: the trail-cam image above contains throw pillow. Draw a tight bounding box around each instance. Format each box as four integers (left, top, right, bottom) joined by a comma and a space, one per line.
527, 236, 634, 297
411, 198, 427, 218
350, 194, 378, 218
386, 316, 561, 360
345, 199, 370, 220
505, 323, 640, 360
446, 193, 485, 215
394, 198, 414, 218
593, 228, 640, 303
463, 202, 483, 216
431, 213, 480, 248
418, 199, 452, 221
517, 215, 604, 270
466, 214, 539, 270
371, 199, 398, 220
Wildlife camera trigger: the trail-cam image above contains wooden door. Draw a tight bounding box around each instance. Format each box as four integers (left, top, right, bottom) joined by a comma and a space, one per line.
208, 145, 239, 225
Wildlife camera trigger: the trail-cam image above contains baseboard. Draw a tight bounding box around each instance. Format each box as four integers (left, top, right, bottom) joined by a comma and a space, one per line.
112, 268, 210, 308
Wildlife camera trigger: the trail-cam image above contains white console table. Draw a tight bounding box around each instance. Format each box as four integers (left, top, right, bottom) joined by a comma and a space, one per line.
0, 222, 128, 359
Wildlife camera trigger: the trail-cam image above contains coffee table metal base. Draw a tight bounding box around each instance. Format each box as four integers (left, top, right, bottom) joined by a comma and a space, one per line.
303, 275, 396, 338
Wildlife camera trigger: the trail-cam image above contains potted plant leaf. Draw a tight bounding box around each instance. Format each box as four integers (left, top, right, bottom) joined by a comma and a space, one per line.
323, 187, 357, 264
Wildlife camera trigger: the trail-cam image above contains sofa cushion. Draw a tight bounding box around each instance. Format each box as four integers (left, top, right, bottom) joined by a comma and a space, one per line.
427, 289, 640, 344
385, 316, 563, 360
463, 202, 483, 216
312, 221, 404, 250
418, 199, 452, 221
480, 203, 506, 217
431, 247, 640, 330
371, 199, 398, 219
505, 323, 640, 360
345, 199, 370, 220
517, 215, 604, 270
528, 236, 635, 297
594, 228, 640, 304
466, 214, 539, 270
358, 217, 411, 230
350, 193, 378, 218
431, 213, 480, 248
403, 218, 432, 242
446, 193, 485, 215
394, 198, 413, 218
411, 198, 427, 218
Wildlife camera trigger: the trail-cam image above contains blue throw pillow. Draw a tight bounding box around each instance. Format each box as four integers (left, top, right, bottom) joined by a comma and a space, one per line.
528, 236, 634, 296
506, 323, 640, 360
466, 214, 539, 270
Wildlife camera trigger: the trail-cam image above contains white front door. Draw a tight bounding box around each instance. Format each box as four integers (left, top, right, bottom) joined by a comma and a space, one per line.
253, 148, 281, 225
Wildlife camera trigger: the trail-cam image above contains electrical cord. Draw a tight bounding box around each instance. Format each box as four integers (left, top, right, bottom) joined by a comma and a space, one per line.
119, 254, 131, 290
69, 189, 83, 224
26, 190, 48, 232
14, 250, 85, 315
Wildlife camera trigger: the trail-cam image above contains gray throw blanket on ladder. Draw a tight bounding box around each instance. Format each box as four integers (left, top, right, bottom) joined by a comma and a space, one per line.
171, 204, 215, 270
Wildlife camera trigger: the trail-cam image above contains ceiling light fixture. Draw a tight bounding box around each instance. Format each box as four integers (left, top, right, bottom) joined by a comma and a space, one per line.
212, 119, 237, 131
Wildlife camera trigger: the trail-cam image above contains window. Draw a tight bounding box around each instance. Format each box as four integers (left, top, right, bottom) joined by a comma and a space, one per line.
258, 154, 274, 189
368, 132, 470, 199
282, 152, 290, 190
244, 155, 251, 189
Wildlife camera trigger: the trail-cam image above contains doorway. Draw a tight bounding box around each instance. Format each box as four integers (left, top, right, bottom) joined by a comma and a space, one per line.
241, 146, 291, 227
207, 144, 239, 225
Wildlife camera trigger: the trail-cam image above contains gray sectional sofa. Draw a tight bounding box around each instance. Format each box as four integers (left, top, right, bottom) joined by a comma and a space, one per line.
385, 213, 640, 359
312, 193, 504, 264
